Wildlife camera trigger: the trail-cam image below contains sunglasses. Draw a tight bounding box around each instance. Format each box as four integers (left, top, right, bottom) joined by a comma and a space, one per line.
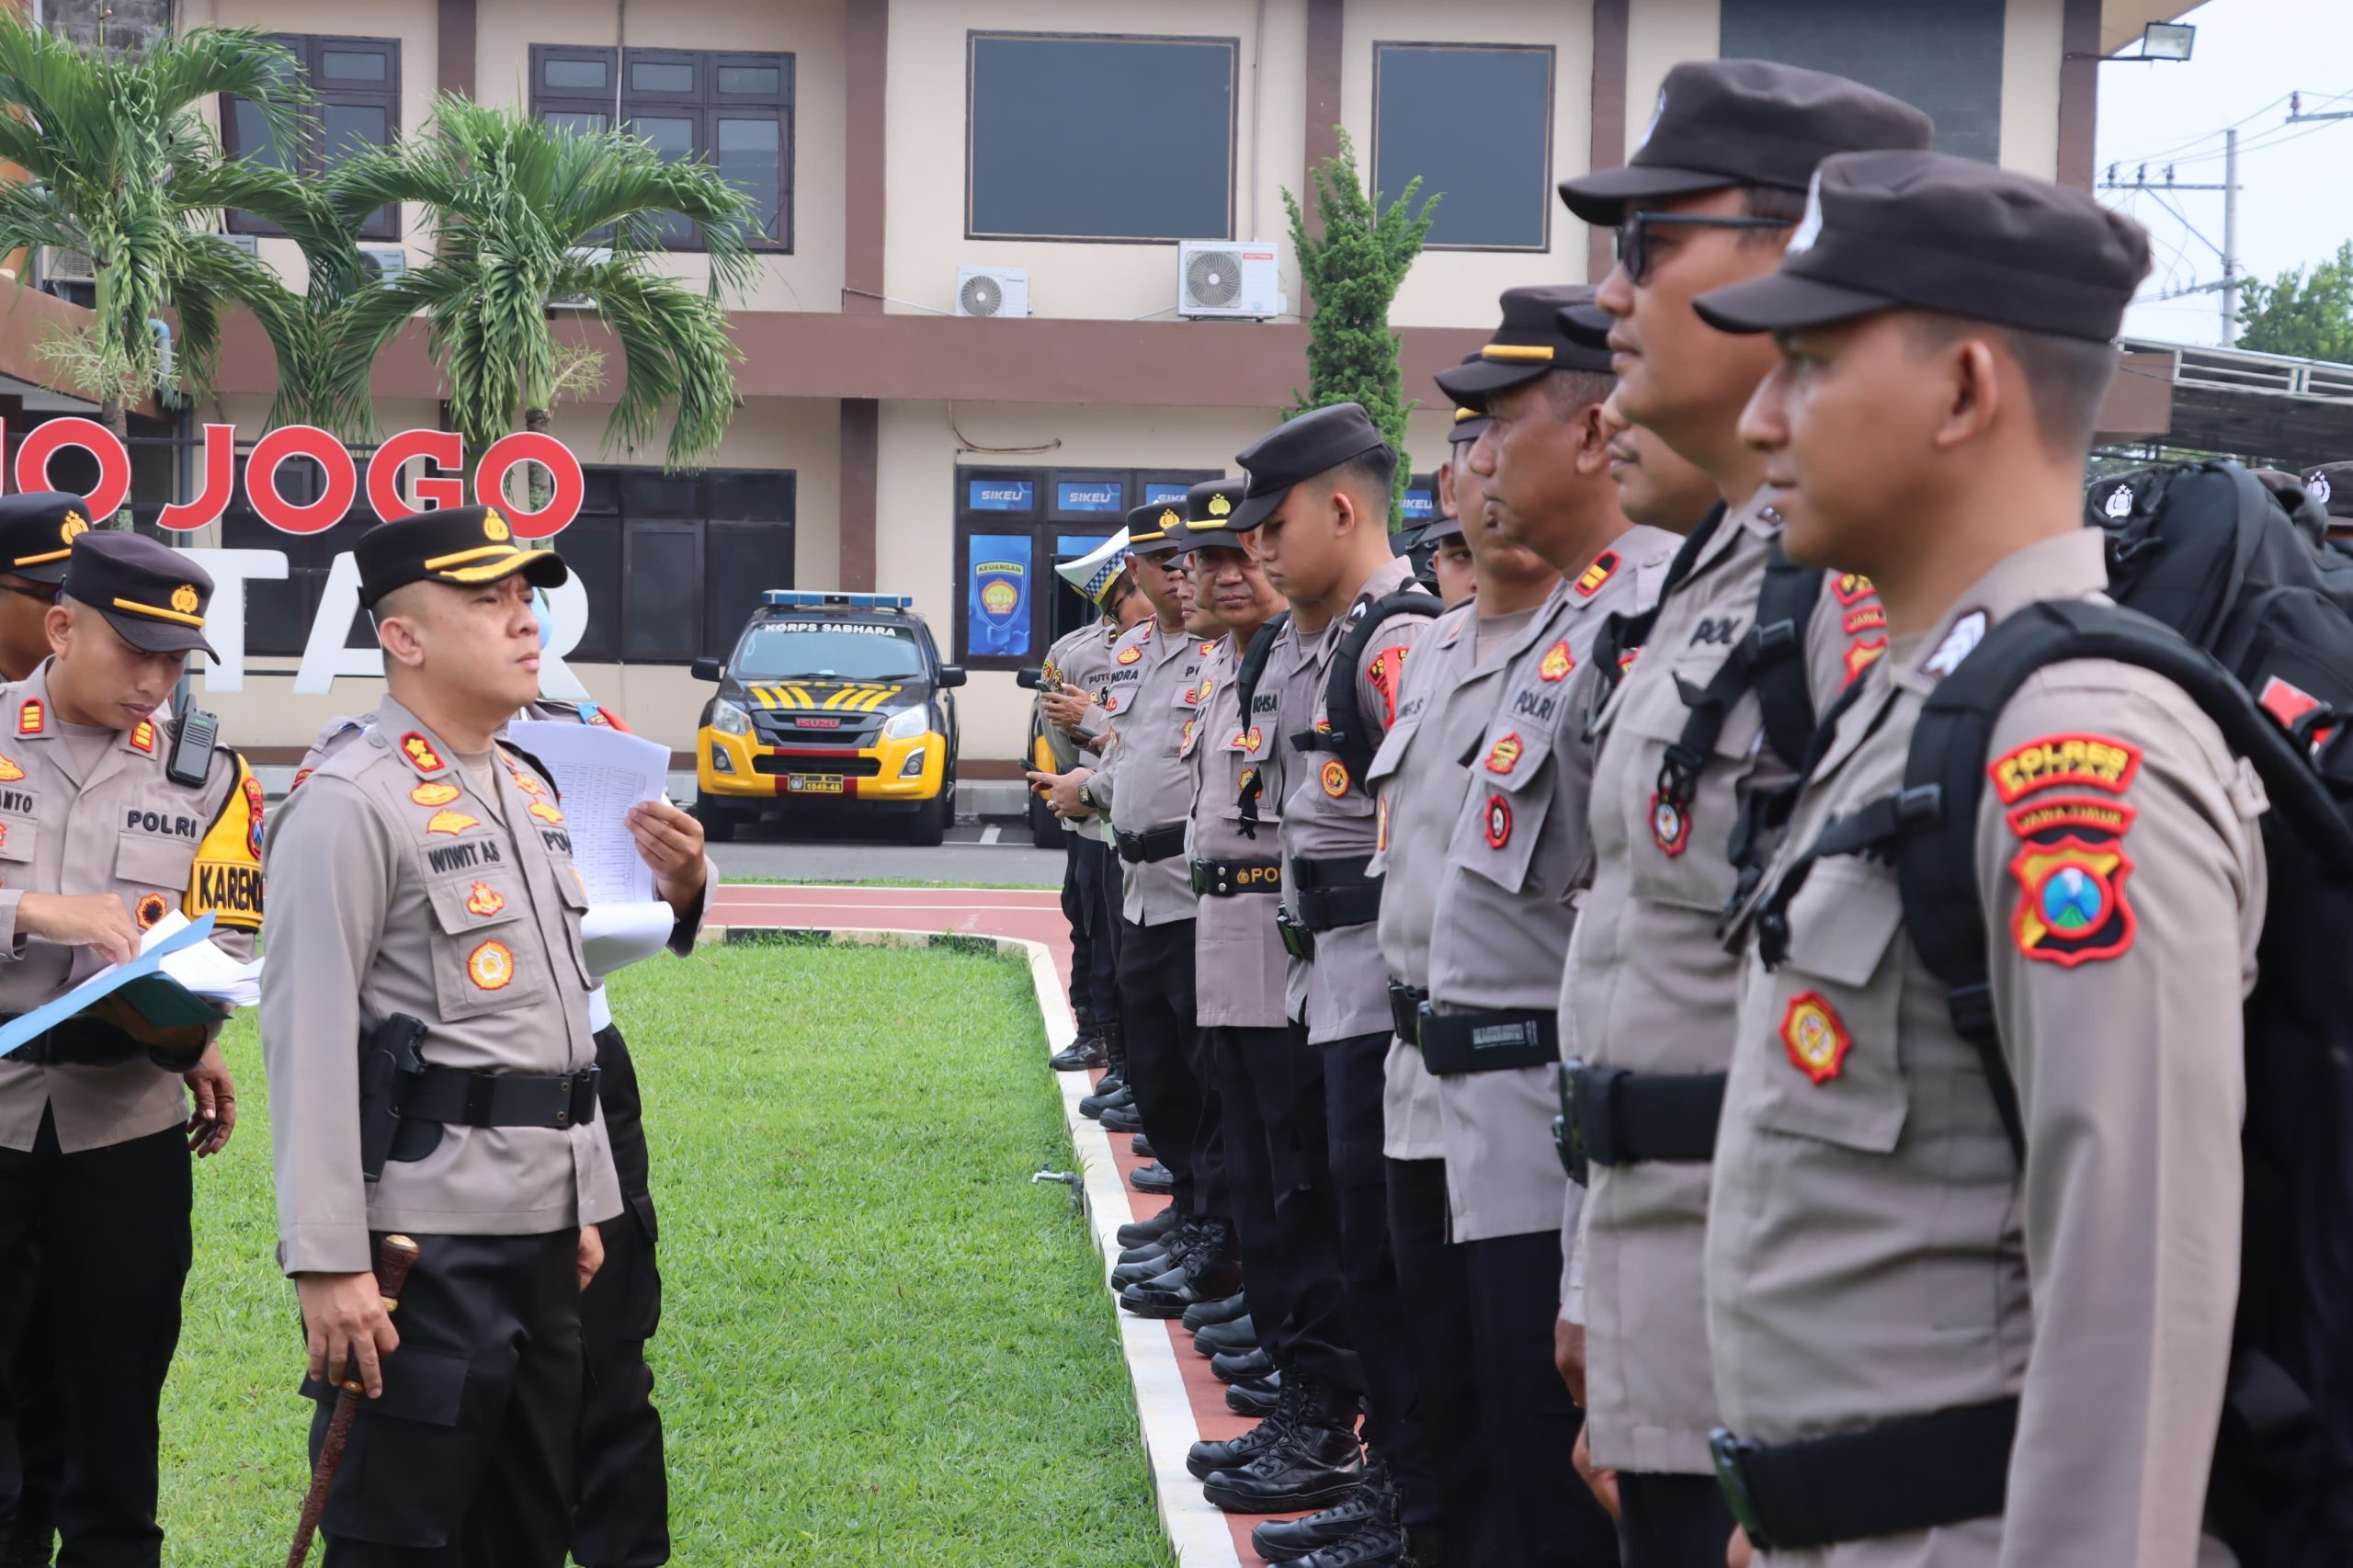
1615, 212, 1796, 286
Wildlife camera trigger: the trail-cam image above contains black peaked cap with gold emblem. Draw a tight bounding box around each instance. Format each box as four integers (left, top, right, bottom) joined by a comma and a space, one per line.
1179, 477, 1252, 554
1231, 403, 1390, 532
1125, 496, 1190, 560
63, 530, 217, 658
354, 504, 569, 608
0, 492, 96, 586
1436, 286, 1617, 410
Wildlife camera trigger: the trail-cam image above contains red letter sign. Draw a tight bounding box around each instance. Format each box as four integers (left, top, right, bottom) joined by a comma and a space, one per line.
367, 428, 467, 521
474, 432, 584, 539
156, 424, 237, 532
247, 425, 358, 535
16, 417, 129, 519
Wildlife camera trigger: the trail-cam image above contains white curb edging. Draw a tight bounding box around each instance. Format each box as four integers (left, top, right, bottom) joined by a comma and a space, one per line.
722, 926, 1243, 1568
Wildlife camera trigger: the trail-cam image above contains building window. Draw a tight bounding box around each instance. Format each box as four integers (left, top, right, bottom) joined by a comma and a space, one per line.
1719, 0, 1997, 163
222, 36, 402, 242
1372, 43, 1554, 252
561, 468, 797, 664
951, 466, 1213, 667
966, 32, 1237, 244
529, 46, 794, 252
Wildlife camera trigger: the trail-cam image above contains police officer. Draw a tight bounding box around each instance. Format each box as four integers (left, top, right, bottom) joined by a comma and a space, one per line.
0, 531, 258, 1568
261, 506, 709, 1567
0, 496, 82, 690
1687, 150, 2250, 1566
1583, 355, 1722, 542
1039, 599, 1116, 1075
1549, 61, 1930, 1564
1401, 287, 1673, 1567
1427, 405, 1484, 611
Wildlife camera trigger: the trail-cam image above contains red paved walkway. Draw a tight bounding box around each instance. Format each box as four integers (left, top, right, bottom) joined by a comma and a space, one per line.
711, 882, 1294, 1567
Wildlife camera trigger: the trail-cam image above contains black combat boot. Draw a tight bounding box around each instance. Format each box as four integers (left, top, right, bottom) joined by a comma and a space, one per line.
1251, 1456, 1392, 1563
1122, 1219, 1242, 1317
1188, 1374, 1301, 1481
1201, 1379, 1364, 1514
1131, 1133, 1155, 1159
1194, 1314, 1257, 1357
1100, 1100, 1143, 1134
1181, 1290, 1248, 1332
1079, 1081, 1131, 1121
1117, 1205, 1182, 1250
1049, 1032, 1108, 1072
1113, 1219, 1201, 1288
1226, 1370, 1281, 1415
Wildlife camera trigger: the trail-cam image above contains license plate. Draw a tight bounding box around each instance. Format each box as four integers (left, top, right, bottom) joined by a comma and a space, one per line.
787, 774, 844, 795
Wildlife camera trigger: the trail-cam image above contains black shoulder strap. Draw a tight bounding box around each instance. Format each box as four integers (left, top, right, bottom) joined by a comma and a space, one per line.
1592, 501, 1726, 707
1753, 541, 1824, 771
1297, 587, 1440, 782
1233, 613, 1290, 839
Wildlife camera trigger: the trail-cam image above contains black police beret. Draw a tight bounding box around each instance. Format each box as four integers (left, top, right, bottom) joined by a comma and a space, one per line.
1231, 403, 1390, 532
1436, 287, 1616, 411
63, 530, 217, 658
1691, 150, 2153, 343
1125, 496, 1189, 559
354, 505, 569, 608
0, 492, 95, 586
1560, 59, 1934, 226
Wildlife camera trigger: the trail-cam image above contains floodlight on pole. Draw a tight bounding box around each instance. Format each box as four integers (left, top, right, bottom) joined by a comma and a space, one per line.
2071, 21, 2196, 62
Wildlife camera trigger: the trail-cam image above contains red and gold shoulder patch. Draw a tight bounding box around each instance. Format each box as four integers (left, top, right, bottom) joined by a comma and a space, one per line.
1574, 549, 1621, 597
1842, 636, 1888, 687
426, 809, 478, 836
0, 755, 25, 783
411, 781, 460, 807
1539, 641, 1574, 682
1117, 645, 1143, 665
1365, 645, 1408, 727
243, 774, 265, 859
1781, 992, 1853, 1084
1200, 640, 1221, 657
2010, 836, 2136, 967
467, 939, 515, 991
528, 799, 566, 826
1484, 794, 1512, 850
129, 720, 154, 755
1484, 733, 1524, 775
1842, 605, 1888, 636
506, 769, 546, 798
16, 699, 40, 736
135, 892, 168, 930
1831, 573, 1875, 608
290, 767, 313, 790
1319, 759, 1350, 798
1243, 726, 1264, 754
1989, 733, 2143, 804
400, 732, 447, 773
465, 881, 505, 917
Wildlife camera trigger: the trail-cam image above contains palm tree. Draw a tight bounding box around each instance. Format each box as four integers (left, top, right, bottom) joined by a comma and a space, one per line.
0, 15, 341, 452
322, 97, 757, 477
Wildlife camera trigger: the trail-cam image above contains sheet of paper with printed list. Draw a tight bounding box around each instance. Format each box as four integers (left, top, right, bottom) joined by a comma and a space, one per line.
506, 721, 671, 903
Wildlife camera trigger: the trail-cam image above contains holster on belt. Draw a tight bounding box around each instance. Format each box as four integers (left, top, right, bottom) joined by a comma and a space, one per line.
1276, 905, 1316, 960
1387, 981, 1426, 1045
358, 1013, 430, 1181
1556, 1057, 1727, 1187
1116, 824, 1188, 864
1710, 1398, 2018, 1552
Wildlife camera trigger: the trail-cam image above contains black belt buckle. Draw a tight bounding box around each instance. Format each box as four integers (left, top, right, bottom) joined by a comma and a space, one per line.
1709, 1427, 1775, 1552
1276, 906, 1316, 960
1116, 831, 1144, 864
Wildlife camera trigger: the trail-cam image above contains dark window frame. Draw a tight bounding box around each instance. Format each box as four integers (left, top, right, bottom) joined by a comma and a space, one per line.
963, 29, 1241, 246
529, 43, 795, 254
222, 34, 403, 243
1370, 40, 1556, 255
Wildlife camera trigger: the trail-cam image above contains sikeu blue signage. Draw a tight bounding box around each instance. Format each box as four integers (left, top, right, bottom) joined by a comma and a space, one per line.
1403, 487, 1434, 522
969, 479, 1035, 511
1057, 480, 1124, 513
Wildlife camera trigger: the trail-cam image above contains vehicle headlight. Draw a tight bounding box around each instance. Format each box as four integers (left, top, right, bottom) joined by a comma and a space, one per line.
710, 699, 752, 737
881, 704, 929, 741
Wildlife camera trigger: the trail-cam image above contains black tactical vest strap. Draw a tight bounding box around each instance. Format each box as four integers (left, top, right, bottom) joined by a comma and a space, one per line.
1292, 587, 1441, 789
1233, 613, 1290, 840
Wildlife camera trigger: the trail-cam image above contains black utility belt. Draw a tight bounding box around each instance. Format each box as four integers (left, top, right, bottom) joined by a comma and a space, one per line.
1191, 858, 1283, 897
396, 1065, 601, 1131
1554, 1058, 1726, 1186
1387, 982, 1427, 1045
1, 1015, 200, 1073
1116, 824, 1188, 864
1290, 855, 1382, 932
1711, 1398, 2018, 1553
1416, 1006, 1556, 1076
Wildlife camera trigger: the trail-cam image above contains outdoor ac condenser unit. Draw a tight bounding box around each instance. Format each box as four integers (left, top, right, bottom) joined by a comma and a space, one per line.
1176, 241, 1284, 320
955, 266, 1029, 318
39, 245, 95, 285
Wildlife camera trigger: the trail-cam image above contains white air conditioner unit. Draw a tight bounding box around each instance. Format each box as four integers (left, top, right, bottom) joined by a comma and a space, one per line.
955, 266, 1029, 318
358, 244, 408, 281
1176, 240, 1285, 320
550, 246, 611, 311
39, 245, 95, 285
212, 233, 259, 258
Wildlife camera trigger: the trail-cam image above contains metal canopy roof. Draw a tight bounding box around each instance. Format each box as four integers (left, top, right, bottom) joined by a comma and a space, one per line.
2118, 337, 2353, 472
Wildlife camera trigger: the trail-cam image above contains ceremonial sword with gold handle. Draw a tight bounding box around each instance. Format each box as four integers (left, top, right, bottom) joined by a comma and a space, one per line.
286, 1233, 422, 1568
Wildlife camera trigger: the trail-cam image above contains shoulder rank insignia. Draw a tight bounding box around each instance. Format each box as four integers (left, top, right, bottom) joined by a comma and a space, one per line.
17, 700, 40, 736
290, 767, 313, 790
401, 733, 447, 773
426, 809, 479, 836
506, 769, 546, 798
1842, 636, 1888, 688
1320, 759, 1350, 798
1539, 642, 1574, 682
1831, 574, 1875, 608
1574, 550, 1621, 597
412, 781, 460, 807
529, 799, 566, 825
467, 938, 515, 991
1485, 794, 1512, 850
465, 881, 505, 917
0, 755, 24, 783
1200, 641, 1220, 657
1781, 992, 1853, 1084
129, 720, 154, 755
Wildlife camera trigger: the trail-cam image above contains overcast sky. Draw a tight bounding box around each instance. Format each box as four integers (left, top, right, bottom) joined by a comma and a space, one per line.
2097, 0, 2353, 347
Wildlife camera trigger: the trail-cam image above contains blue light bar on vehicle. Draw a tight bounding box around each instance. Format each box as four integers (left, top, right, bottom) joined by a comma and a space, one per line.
762, 591, 915, 610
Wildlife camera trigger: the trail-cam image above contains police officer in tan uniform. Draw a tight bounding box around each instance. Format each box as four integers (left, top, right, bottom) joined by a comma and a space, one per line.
0, 531, 259, 1568
1548, 62, 1931, 1564
1687, 150, 2251, 1568
1039, 610, 1117, 1074
1427, 411, 1482, 610
261, 506, 708, 1567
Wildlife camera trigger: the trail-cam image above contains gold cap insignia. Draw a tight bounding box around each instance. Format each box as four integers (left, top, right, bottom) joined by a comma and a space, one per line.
483, 508, 511, 543
59, 512, 87, 542
1159, 509, 1180, 528
170, 584, 199, 615
1208, 494, 1233, 517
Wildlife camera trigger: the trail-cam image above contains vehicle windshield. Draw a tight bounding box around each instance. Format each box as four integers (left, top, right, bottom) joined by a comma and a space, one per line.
731, 619, 927, 682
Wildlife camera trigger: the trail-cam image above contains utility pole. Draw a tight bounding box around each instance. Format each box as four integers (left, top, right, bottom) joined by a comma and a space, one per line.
2221, 126, 2238, 343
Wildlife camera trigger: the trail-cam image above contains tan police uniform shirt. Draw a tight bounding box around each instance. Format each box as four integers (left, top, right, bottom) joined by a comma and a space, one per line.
1369, 600, 1491, 1163
1191, 631, 1290, 1031
0, 663, 262, 1153
1434, 533, 1672, 1243
1709, 529, 2258, 1568
262, 696, 626, 1276
1105, 620, 1215, 926
1063, 620, 1120, 845
1037, 625, 1097, 831
1563, 489, 1890, 1476
1284, 554, 1434, 1045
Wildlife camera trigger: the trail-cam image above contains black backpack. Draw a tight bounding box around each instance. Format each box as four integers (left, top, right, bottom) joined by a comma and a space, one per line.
1765, 460, 2353, 1563
1233, 612, 1291, 839
1291, 586, 1441, 787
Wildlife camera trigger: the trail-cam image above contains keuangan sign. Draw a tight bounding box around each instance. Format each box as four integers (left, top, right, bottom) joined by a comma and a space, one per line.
12, 419, 593, 698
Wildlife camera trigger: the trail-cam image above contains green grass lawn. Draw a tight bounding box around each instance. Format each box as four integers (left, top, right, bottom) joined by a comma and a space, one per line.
160, 939, 1174, 1567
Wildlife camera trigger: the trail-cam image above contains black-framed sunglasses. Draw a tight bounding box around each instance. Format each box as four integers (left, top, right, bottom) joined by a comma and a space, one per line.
0, 582, 58, 607
1615, 212, 1796, 285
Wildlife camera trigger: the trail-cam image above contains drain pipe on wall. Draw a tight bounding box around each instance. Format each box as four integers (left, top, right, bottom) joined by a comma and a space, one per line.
1248, 0, 1265, 232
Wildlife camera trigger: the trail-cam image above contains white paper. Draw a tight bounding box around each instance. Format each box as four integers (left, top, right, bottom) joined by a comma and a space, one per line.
581, 902, 676, 979
506, 721, 672, 903
143, 912, 265, 1006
